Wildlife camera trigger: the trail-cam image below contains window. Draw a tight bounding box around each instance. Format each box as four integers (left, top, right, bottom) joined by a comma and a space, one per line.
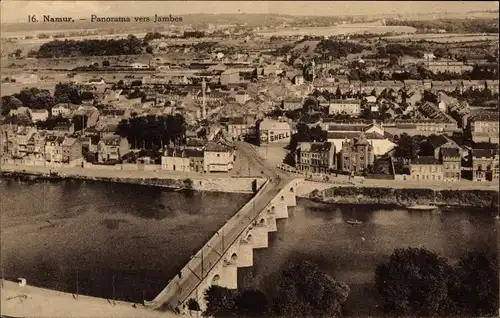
217, 154, 220, 157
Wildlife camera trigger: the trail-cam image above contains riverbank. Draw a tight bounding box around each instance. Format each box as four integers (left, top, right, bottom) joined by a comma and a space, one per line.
311, 185, 498, 208
1, 280, 178, 318
0, 164, 266, 193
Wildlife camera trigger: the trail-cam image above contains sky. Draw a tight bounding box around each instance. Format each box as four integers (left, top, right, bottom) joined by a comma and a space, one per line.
1, 1, 499, 23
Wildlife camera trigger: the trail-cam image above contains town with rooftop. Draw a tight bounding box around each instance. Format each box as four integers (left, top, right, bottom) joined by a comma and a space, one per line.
1, 1, 499, 318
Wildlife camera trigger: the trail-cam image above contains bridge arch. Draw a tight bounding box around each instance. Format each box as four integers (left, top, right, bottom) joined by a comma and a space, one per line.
280, 195, 284, 201
231, 252, 238, 261
271, 206, 275, 213
290, 186, 294, 193
259, 217, 265, 225
246, 233, 252, 241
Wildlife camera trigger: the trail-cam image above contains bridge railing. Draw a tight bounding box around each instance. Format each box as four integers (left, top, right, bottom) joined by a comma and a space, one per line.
173, 178, 301, 306
145, 178, 272, 308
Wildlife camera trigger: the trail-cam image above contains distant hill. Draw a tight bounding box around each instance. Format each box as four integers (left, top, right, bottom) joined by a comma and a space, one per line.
1, 13, 344, 33
2, 11, 497, 34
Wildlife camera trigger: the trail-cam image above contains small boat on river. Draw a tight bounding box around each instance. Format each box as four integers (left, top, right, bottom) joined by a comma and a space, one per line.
406, 204, 438, 211
346, 220, 363, 225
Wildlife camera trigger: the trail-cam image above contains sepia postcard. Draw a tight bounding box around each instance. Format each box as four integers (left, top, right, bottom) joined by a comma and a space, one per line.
0, 1, 499, 317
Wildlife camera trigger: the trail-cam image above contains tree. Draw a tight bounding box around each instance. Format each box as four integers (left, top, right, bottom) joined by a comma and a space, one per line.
1, 96, 23, 116
102, 60, 110, 67
235, 289, 268, 316
145, 46, 153, 54
449, 251, 499, 316
15, 87, 55, 110
273, 261, 350, 317
375, 247, 453, 316
204, 285, 237, 317
54, 82, 82, 104
394, 133, 420, 160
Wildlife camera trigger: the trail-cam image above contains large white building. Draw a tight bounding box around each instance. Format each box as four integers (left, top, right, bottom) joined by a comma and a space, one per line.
328, 99, 361, 116
203, 143, 235, 172
326, 123, 396, 156
258, 118, 291, 144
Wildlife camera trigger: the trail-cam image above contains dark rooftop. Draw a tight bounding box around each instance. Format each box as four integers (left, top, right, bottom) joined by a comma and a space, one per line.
411, 156, 441, 165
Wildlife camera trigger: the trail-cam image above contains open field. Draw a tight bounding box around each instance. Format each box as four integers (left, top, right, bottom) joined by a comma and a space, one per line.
257, 23, 416, 37
382, 33, 499, 43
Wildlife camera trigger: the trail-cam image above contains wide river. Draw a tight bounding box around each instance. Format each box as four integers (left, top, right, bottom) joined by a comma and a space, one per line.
1, 180, 497, 316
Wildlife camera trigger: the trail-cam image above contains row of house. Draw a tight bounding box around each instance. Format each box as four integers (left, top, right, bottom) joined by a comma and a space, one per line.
5, 126, 83, 165
315, 80, 499, 94
295, 133, 377, 174
294, 133, 499, 182
161, 142, 235, 173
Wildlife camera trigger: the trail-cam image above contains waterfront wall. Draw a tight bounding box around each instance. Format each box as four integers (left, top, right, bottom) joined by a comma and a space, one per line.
317, 186, 499, 207
150, 179, 302, 314
0, 170, 266, 194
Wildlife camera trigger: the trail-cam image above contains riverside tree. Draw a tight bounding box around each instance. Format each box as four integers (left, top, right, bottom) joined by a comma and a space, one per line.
375, 247, 499, 317
273, 261, 350, 317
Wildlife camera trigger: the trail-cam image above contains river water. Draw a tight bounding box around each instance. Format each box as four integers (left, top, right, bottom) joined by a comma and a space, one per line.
0, 179, 252, 302
1, 180, 497, 315
238, 199, 498, 316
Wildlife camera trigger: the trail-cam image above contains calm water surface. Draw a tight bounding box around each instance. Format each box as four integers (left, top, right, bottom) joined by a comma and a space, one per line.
2, 180, 498, 315
0, 179, 252, 302
239, 199, 498, 316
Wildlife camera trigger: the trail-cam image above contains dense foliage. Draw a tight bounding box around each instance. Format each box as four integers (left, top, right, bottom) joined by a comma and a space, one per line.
273, 261, 350, 317
36, 35, 143, 58
321, 186, 498, 207
315, 39, 366, 59
376, 247, 499, 316
0, 88, 55, 116
117, 114, 187, 150
203, 261, 349, 317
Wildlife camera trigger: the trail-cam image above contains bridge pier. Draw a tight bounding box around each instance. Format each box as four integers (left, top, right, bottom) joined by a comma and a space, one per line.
154, 179, 301, 315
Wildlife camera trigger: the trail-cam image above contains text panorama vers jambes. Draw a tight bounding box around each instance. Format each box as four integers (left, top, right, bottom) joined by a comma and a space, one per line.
28, 14, 183, 23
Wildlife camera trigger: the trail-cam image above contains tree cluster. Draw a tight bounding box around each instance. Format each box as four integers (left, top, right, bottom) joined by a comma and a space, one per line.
36, 35, 143, 58
393, 133, 428, 160
117, 114, 187, 150
1, 88, 55, 116
376, 247, 499, 317
315, 39, 367, 60
203, 261, 350, 317
385, 18, 500, 34
53, 82, 84, 104
376, 43, 425, 58
143, 32, 163, 45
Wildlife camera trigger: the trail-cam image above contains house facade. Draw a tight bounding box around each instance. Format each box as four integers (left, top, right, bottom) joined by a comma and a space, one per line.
296, 142, 336, 174
203, 143, 235, 172
410, 156, 443, 181
338, 133, 374, 173
97, 136, 129, 163
467, 113, 499, 144
440, 147, 461, 182
62, 137, 83, 164
471, 149, 499, 182
328, 99, 361, 116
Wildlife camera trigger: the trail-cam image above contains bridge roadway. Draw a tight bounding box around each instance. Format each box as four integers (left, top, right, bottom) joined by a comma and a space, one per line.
149, 141, 290, 310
